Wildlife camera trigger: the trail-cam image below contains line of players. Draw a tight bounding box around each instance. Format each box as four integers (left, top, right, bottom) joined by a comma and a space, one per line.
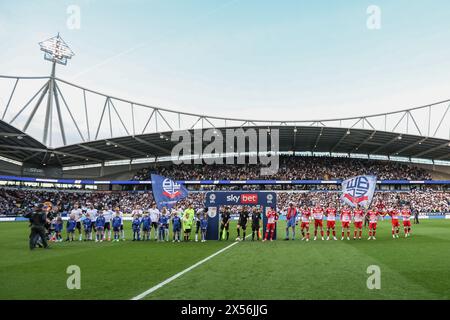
282, 202, 413, 241
49, 202, 210, 243
48, 201, 413, 243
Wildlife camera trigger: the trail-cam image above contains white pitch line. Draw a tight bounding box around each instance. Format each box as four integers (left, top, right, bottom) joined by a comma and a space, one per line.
131, 238, 247, 300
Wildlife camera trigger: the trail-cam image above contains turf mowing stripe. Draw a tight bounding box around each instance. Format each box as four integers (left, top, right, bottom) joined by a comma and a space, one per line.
131, 237, 249, 300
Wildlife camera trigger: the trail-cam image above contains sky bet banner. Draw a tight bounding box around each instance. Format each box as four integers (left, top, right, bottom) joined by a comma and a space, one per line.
340, 175, 377, 208
151, 174, 189, 210
205, 191, 277, 240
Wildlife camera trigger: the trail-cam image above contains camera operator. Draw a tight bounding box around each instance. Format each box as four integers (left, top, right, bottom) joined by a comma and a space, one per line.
23, 204, 50, 250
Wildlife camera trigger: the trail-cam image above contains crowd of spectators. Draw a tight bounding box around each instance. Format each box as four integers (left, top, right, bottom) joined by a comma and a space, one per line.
1, 187, 448, 216
132, 156, 433, 181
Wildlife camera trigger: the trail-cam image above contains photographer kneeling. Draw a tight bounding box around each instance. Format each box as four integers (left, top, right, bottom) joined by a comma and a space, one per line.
24, 204, 50, 250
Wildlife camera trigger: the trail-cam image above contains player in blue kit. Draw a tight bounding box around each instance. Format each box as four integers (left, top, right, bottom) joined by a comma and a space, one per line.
112, 212, 122, 242
285, 202, 298, 241
141, 212, 151, 241
172, 209, 181, 242
161, 207, 170, 241
54, 216, 63, 242
83, 214, 92, 241
158, 213, 169, 242
200, 213, 208, 242
132, 215, 141, 241
95, 212, 106, 242
66, 214, 77, 241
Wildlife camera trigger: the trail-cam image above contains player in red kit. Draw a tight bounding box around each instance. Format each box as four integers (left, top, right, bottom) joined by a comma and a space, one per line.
376, 201, 386, 222
401, 205, 412, 237
312, 203, 325, 241
387, 206, 401, 239
367, 207, 380, 240
340, 205, 352, 240
263, 207, 278, 242
325, 204, 337, 241
352, 205, 364, 240
300, 206, 311, 242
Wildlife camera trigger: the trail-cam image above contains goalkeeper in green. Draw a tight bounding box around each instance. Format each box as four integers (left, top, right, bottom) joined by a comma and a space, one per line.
182, 203, 195, 241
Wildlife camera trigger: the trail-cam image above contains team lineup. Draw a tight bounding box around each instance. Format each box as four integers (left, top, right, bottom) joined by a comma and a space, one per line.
41, 199, 414, 246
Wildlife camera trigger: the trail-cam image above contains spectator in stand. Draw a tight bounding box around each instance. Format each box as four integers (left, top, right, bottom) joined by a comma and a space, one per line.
132, 156, 432, 182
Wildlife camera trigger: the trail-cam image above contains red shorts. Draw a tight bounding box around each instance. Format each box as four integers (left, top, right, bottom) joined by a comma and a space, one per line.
341, 221, 350, 228
369, 222, 377, 230
327, 221, 336, 229
354, 221, 363, 229
301, 222, 309, 229
403, 220, 411, 227
266, 223, 275, 231
391, 219, 400, 227
314, 219, 323, 228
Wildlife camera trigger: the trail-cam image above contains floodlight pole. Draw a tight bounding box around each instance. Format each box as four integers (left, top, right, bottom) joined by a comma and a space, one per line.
43, 61, 56, 146
37, 33, 74, 147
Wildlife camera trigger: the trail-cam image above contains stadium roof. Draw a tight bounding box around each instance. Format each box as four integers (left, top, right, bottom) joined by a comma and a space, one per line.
0, 120, 448, 167
0, 75, 449, 167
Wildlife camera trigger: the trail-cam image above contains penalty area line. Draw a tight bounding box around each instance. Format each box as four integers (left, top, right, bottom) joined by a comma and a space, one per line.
131, 239, 246, 300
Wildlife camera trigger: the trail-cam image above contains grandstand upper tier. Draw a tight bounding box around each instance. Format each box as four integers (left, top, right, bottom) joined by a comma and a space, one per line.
0, 75, 449, 174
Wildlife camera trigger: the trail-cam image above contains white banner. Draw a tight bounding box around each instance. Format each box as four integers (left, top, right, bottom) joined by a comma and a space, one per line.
340, 175, 377, 208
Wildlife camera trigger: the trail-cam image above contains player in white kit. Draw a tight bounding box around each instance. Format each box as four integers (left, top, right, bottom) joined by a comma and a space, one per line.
103, 206, 113, 241
70, 204, 83, 241
86, 204, 97, 241
148, 202, 161, 241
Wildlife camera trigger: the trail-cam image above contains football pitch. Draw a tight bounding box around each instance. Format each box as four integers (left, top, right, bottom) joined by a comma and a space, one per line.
1, 220, 449, 300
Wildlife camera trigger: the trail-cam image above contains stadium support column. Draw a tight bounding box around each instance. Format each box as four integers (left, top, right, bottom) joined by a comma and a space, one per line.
100, 161, 105, 177
43, 61, 56, 146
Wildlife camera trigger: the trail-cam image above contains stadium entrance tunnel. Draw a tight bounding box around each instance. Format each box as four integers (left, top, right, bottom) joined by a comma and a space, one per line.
205, 191, 278, 240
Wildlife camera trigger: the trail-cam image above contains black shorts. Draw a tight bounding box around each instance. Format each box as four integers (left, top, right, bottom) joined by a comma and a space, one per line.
252, 224, 260, 231
221, 222, 229, 230
113, 226, 120, 232
120, 225, 124, 231
185, 228, 191, 233
151, 222, 158, 229
195, 221, 201, 233
238, 221, 247, 230
76, 222, 82, 230
92, 223, 97, 232
104, 222, 111, 230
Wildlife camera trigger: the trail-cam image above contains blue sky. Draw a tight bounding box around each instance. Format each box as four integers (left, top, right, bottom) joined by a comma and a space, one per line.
1, 0, 450, 122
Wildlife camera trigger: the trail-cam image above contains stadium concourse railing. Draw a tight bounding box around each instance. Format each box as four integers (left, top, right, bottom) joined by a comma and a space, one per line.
1, 175, 450, 185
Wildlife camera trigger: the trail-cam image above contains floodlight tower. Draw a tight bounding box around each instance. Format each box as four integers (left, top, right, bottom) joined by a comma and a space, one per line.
38, 33, 75, 146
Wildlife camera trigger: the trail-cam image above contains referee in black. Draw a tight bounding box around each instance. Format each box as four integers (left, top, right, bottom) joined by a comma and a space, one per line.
219, 207, 231, 241
251, 207, 262, 241
236, 206, 249, 241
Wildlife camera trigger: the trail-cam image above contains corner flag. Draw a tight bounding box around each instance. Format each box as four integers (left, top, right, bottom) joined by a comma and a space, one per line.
151, 174, 189, 210
340, 175, 377, 208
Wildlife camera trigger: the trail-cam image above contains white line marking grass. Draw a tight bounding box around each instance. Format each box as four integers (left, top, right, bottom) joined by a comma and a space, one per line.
131, 238, 248, 300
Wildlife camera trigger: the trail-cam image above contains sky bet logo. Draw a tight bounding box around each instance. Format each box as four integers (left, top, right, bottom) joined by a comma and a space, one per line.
226, 194, 258, 204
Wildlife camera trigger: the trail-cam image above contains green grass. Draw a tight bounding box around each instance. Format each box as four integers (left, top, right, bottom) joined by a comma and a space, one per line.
0, 220, 449, 300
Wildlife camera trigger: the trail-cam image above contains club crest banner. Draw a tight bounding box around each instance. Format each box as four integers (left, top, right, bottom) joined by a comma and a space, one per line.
151, 174, 189, 210
340, 175, 377, 208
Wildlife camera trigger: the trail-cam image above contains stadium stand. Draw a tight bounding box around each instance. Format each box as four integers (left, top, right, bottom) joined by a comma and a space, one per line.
1, 187, 448, 217
132, 156, 433, 181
